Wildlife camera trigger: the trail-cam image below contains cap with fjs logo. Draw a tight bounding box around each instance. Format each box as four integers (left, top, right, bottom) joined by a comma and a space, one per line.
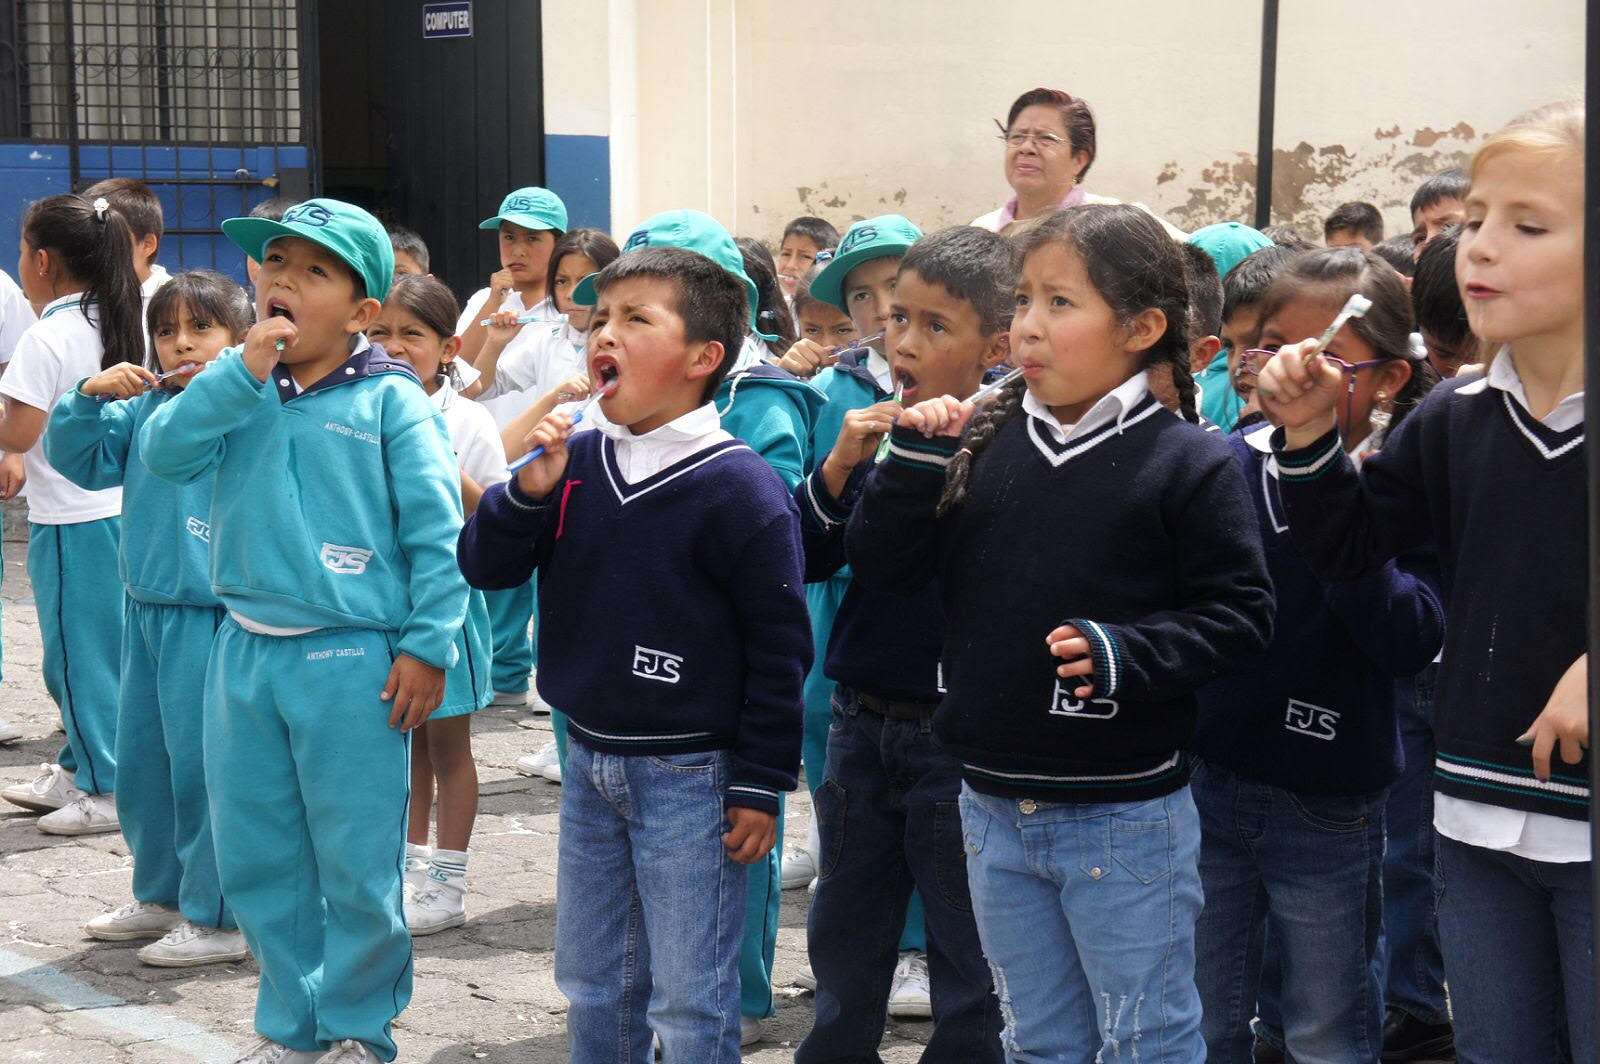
479, 186, 568, 234
808, 215, 923, 315
222, 198, 395, 301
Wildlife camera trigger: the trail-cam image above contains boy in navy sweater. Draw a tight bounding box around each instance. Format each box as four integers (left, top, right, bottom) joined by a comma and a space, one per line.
457, 245, 809, 1063
795, 227, 1013, 1063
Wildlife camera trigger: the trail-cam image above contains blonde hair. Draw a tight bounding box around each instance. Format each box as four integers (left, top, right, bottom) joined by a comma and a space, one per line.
1471, 99, 1584, 179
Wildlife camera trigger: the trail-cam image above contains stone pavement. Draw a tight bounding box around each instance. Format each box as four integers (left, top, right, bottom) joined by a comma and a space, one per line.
0, 520, 934, 1062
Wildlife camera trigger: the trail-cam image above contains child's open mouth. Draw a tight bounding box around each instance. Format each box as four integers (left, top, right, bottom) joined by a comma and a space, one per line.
267, 300, 295, 323
592, 356, 621, 397
892, 367, 918, 401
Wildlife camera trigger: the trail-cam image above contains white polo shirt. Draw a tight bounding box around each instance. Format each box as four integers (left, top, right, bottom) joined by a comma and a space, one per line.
0, 268, 37, 365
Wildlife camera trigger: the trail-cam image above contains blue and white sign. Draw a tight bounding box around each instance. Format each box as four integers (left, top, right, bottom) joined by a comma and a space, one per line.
423, 1, 472, 39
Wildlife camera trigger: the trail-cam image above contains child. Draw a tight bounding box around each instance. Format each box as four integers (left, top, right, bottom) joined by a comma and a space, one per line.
1219, 244, 1310, 430
1191, 248, 1442, 1062
367, 275, 496, 935
1408, 168, 1468, 255
1257, 101, 1590, 1063
776, 215, 840, 300
1185, 222, 1272, 431
242, 197, 296, 285
1323, 202, 1383, 250
792, 213, 935, 1016
848, 204, 1275, 1060
458, 244, 809, 1062
0, 265, 37, 748
795, 226, 1013, 1063
43, 270, 253, 966
141, 198, 470, 1064
1411, 227, 1475, 377
387, 226, 430, 278
1373, 235, 1417, 278
776, 262, 861, 378
736, 237, 799, 365
456, 186, 567, 369
82, 177, 169, 297
0, 194, 144, 835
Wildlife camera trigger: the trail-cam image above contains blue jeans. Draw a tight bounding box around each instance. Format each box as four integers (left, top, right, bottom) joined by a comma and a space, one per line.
1191, 760, 1385, 1064
958, 783, 1205, 1063
798, 693, 1001, 1063
1379, 665, 1447, 1024
554, 740, 747, 1063
1437, 834, 1593, 1062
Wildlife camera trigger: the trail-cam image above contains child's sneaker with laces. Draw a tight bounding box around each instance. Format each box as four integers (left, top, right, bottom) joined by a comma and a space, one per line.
138, 921, 249, 967
231, 1036, 321, 1064
887, 950, 932, 1018
406, 875, 466, 936
315, 1039, 380, 1063
85, 900, 182, 941
38, 792, 119, 835
2, 763, 80, 812
516, 741, 561, 782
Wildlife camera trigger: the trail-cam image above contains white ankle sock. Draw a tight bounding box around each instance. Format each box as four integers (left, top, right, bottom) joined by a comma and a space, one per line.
428, 848, 468, 886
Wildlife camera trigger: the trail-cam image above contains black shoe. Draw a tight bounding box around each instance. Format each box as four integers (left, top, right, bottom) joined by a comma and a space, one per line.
1253, 1040, 1286, 1063
1382, 1007, 1456, 1062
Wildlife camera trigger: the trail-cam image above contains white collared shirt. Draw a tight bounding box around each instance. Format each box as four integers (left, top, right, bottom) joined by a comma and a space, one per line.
0, 267, 36, 365
1022, 372, 1150, 445
593, 401, 732, 484
141, 263, 171, 300
1433, 345, 1588, 863
865, 350, 894, 393
431, 380, 509, 489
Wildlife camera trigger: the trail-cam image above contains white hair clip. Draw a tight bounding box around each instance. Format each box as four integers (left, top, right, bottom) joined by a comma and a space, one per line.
92, 196, 110, 220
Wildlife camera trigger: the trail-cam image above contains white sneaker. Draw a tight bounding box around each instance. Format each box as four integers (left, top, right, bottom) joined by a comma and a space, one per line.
0, 721, 22, 744
406, 878, 466, 936
516, 741, 561, 781
887, 950, 932, 1019
741, 1015, 763, 1046
315, 1039, 379, 1063
231, 1037, 320, 1064
794, 963, 817, 991
403, 844, 431, 902
38, 792, 120, 835
85, 900, 182, 942
489, 690, 528, 708
527, 677, 553, 716
2, 763, 81, 812
137, 921, 249, 967
781, 847, 818, 890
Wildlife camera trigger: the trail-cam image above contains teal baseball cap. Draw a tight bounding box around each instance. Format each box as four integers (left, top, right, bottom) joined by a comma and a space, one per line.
571, 209, 777, 342
1187, 222, 1273, 282
809, 215, 923, 314
222, 198, 394, 301
479, 186, 568, 233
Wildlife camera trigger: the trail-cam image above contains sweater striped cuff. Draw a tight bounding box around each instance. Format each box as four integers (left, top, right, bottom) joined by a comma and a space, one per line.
800, 468, 851, 530
886, 424, 960, 474
726, 781, 781, 815
503, 477, 553, 513
1065, 617, 1124, 698
1271, 426, 1344, 482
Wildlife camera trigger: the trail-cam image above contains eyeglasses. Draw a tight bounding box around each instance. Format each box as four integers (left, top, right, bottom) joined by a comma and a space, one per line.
993, 119, 1068, 152
1242, 349, 1386, 437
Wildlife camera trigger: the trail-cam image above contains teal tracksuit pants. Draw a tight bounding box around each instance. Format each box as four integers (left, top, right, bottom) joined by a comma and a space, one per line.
484, 578, 535, 695
205, 620, 413, 1060
28, 518, 124, 795
118, 600, 231, 927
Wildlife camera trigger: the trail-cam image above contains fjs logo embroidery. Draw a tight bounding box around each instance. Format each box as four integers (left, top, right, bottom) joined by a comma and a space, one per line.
623, 229, 652, 251
837, 226, 879, 254
283, 203, 333, 228
185, 516, 210, 543
632, 646, 684, 684
1284, 699, 1340, 741
504, 195, 534, 212
320, 542, 374, 575
1048, 680, 1119, 720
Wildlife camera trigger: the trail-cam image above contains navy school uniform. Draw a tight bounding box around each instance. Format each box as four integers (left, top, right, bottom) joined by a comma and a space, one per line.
140, 342, 470, 1061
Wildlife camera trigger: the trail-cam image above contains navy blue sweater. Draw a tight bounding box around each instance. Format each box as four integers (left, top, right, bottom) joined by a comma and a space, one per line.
1273, 374, 1588, 820
846, 395, 1275, 804
797, 461, 946, 702
457, 432, 811, 814
1193, 429, 1445, 794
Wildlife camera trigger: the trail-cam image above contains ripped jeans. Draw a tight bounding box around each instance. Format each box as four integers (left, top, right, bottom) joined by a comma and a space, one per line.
958, 783, 1206, 1063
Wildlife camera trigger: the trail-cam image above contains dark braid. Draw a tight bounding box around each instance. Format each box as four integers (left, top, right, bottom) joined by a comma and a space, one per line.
938, 379, 1026, 514
1170, 345, 1200, 423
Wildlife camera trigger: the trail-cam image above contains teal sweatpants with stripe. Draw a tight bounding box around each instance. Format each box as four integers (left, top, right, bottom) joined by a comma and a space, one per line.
117, 600, 231, 928
484, 577, 535, 695
28, 518, 124, 795
205, 620, 413, 1060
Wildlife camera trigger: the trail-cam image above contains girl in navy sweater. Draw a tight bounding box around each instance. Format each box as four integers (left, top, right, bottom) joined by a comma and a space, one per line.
1258, 101, 1591, 1063
1191, 248, 1443, 1063
847, 204, 1274, 1062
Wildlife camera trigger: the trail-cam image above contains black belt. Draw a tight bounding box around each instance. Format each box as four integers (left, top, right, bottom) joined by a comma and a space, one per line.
856, 691, 940, 720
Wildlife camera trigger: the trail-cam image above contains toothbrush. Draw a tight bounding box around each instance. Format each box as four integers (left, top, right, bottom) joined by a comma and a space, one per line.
873, 379, 906, 463
148, 362, 200, 388
478, 311, 554, 327
833, 331, 885, 357
1300, 293, 1372, 368
506, 390, 604, 473
964, 366, 1025, 404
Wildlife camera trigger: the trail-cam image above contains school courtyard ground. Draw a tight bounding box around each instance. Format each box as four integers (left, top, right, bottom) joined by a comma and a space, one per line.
0, 517, 932, 1062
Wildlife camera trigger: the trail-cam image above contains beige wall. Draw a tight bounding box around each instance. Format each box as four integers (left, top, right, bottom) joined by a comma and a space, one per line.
547, 0, 1584, 243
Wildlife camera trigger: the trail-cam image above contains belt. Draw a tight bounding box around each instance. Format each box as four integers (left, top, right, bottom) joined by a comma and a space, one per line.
855, 691, 940, 720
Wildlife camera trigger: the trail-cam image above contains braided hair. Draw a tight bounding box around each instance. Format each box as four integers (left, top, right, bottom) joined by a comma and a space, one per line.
939, 204, 1195, 513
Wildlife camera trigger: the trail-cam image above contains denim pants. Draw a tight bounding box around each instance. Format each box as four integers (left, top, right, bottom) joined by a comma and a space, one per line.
1191, 760, 1386, 1064
797, 693, 1001, 1063
1437, 834, 1594, 1063
1378, 664, 1448, 1024
958, 782, 1205, 1063
554, 739, 747, 1063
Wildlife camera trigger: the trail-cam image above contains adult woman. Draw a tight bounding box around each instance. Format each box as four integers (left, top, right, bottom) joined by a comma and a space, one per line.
972, 88, 1185, 237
